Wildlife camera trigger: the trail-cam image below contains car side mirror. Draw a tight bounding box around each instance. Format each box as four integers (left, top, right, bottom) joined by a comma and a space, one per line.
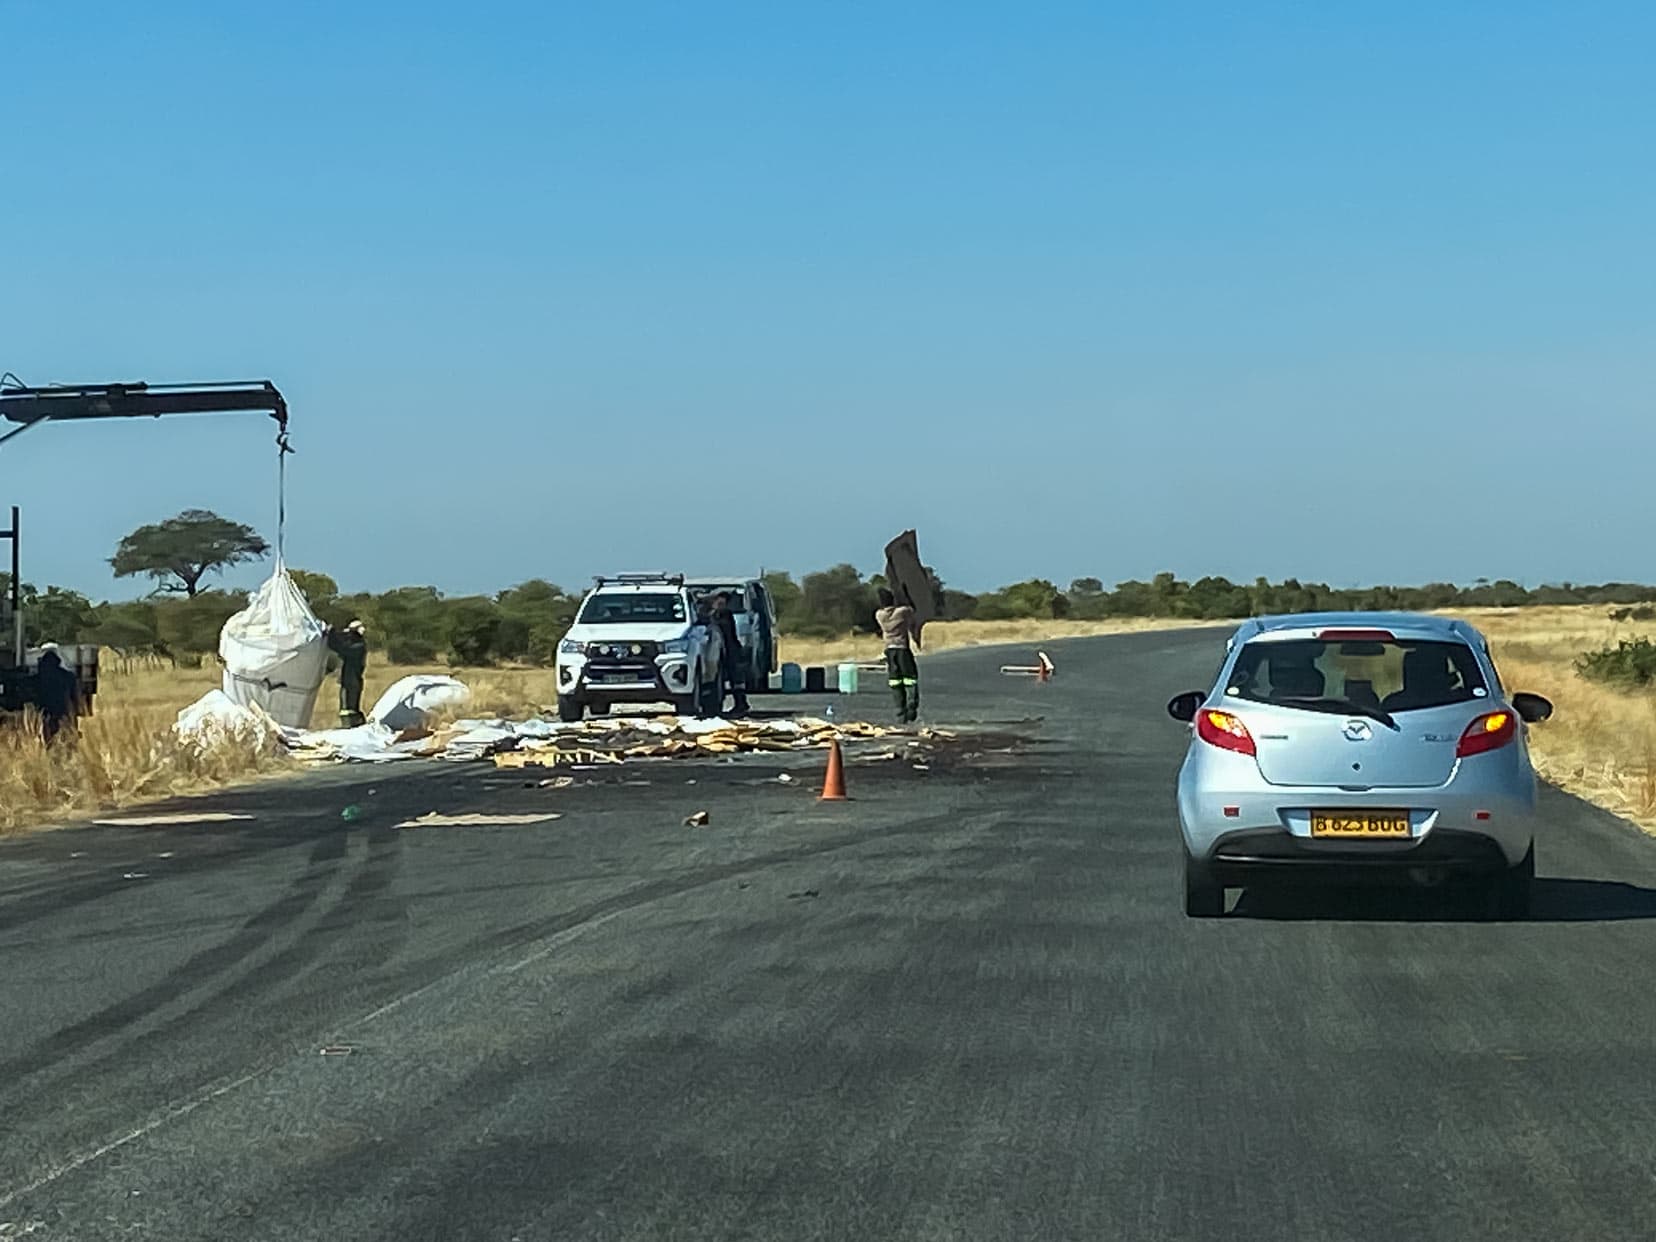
1512, 692, 1553, 724
1167, 690, 1205, 723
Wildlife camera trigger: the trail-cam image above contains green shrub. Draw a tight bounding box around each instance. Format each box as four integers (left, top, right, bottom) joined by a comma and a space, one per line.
444, 597, 501, 666
1576, 638, 1656, 687
385, 636, 439, 665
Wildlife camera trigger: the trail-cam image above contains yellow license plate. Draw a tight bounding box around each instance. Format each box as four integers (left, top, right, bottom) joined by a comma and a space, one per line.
1310, 811, 1411, 838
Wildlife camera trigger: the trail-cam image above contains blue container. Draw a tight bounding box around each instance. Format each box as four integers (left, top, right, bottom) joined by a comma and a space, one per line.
780, 662, 804, 693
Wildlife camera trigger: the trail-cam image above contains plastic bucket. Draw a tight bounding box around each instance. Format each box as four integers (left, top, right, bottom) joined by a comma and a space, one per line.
780, 662, 803, 693
837, 662, 859, 694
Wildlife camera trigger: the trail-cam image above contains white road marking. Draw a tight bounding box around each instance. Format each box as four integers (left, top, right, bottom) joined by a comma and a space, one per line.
0, 1068, 264, 1210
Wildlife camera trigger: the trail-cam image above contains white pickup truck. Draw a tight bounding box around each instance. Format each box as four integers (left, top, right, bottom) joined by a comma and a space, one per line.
555, 574, 724, 721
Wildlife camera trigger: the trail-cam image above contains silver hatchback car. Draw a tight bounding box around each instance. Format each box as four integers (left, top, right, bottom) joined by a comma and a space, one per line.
1169, 612, 1553, 918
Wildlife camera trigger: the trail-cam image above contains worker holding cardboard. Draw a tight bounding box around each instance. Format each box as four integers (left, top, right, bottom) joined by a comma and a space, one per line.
878, 529, 937, 725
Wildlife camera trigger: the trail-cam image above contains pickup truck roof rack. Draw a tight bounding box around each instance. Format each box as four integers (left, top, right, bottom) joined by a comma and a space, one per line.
592, 572, 686, 587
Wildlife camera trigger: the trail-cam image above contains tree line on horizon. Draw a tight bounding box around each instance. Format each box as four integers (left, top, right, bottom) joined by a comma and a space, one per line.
4, 508, 1653, 668
7, 564, 1656, 670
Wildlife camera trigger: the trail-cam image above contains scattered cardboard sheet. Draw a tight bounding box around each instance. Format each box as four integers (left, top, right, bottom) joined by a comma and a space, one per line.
395, 812, 563, 829
94, 812, 255, 827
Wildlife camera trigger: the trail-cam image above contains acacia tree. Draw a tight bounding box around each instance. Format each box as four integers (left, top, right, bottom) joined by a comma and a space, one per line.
110, 509, 269, 597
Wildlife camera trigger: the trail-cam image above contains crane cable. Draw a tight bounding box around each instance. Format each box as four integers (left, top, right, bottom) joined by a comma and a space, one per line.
275, 423, 294, 564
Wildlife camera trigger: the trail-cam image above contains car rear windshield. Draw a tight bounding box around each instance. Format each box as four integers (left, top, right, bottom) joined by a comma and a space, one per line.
578, 593, 686, 625
1226, 637, 1487, 713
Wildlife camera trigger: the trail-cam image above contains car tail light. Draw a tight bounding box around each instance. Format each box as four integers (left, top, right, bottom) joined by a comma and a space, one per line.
1456, 710, 1516, 757
1314, 629, 1395, 642
1197, 709, 1256, 756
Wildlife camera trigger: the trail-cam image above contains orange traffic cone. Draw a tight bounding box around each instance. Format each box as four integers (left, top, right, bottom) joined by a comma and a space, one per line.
819, 737, 848, 801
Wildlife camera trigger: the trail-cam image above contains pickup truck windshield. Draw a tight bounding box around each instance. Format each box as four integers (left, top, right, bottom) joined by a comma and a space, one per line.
577, 593, 687, 625
1226, 637, 1487, 714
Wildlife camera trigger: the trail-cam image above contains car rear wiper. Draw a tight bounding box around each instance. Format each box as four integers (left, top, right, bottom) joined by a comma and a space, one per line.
1276, 696, 1399, 730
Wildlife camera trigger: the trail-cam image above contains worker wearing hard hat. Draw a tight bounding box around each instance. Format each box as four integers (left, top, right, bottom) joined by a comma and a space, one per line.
326, 620, 369, 728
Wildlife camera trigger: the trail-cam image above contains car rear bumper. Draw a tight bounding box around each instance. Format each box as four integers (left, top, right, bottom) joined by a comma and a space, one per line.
1176, 744, 1537, 868
1198, 826, 1511, 886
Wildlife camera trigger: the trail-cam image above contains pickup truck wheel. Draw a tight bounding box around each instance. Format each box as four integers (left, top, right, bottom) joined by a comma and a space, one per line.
556, 695, 584, 724
698, 667, 724, 717
672, 662, 702, 716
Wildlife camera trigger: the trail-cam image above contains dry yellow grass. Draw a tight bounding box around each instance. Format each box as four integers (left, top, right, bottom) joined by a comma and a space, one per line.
8, 606, 1653, 834
0, 699, 290, 833
1445, 605, 1656, 831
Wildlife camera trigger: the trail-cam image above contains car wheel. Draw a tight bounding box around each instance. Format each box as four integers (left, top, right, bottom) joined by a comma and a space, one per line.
556, 695, 584, 724
1184, 856, 1224, 918
1494, 843, 1534, 920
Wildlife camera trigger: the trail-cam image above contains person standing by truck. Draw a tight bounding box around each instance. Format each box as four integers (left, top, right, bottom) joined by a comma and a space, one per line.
326, 620, 369, 728
711, 592, 750, 718
874, 587, 921, 724
34, 643, 80, 744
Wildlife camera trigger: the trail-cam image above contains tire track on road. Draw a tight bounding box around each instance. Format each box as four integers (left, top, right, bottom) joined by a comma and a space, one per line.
0, 825, 350, 1088
57, 823, 407, 1086
0, 829, 318, 935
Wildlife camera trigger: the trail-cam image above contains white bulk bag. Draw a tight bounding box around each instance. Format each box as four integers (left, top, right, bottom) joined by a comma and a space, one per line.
369, 674, 471, 731
219, 564, 328, 729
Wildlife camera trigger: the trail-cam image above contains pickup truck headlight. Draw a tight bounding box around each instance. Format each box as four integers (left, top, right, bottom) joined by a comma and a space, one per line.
660, 637, 692, 654
559, 639, 587, 655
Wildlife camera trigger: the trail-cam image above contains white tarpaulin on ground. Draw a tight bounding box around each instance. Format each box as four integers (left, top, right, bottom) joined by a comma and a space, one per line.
175, 689, 280, 747
219, 565, 328, 729
369, 674, 471, 731
281, 721, 421, 763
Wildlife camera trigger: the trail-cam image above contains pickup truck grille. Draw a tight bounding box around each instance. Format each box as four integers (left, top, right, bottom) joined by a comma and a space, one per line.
586, 640, 659, 660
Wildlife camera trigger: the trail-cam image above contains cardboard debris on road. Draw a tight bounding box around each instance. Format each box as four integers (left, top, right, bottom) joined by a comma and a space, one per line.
280, 707, 948, 767
494, 747, 625, 770
395, 812, 564, 829
94, 812, 255, 827
484, 716, 919, 767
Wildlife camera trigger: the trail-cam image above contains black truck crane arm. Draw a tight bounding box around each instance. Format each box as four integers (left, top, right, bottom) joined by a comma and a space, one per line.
0, 379, 289, 449
0, 377, 295, 714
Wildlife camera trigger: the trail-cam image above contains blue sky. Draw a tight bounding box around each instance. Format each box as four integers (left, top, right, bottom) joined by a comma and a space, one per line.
2, 1, 1652, 600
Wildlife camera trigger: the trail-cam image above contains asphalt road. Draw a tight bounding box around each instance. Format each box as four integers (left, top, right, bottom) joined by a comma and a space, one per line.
7, 629, 1656, 1240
